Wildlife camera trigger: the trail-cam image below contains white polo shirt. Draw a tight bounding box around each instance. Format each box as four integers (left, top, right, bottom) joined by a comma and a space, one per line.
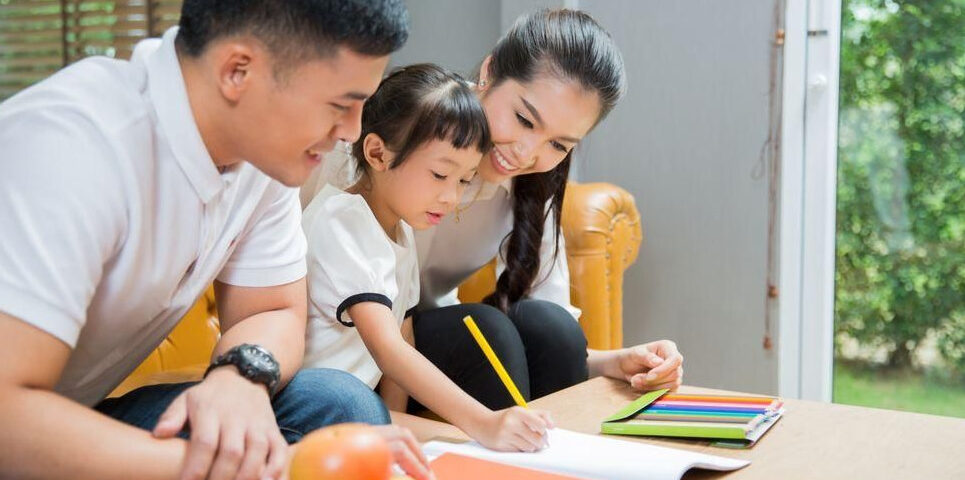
302, 184, 419, 388
0, 27, 307, 406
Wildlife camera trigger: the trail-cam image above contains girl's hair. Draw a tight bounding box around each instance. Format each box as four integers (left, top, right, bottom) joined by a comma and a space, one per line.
481, 9, 627, 313
352, 63, 491, 176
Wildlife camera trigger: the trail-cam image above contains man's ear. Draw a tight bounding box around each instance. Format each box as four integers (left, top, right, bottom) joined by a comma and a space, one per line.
362, 133, 394, 172
212, 39, 263, 103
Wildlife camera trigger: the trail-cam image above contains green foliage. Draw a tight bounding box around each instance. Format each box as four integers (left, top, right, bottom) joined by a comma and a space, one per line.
937, 314, 965, 370
836, 0, 965, 373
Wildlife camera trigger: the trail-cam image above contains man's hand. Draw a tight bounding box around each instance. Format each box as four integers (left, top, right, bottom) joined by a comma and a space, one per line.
615, 340, 684, 391
153, 367, 288, 480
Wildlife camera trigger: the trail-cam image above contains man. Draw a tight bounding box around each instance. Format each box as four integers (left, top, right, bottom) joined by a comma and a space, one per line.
0, 1, 429, 479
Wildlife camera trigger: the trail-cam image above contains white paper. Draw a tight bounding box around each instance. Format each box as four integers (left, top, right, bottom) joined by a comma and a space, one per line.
423, 428, 750, 480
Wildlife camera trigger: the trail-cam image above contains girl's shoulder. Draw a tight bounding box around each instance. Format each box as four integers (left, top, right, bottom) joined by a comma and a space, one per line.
302, 184, 385, 246
304, 183, 371, 223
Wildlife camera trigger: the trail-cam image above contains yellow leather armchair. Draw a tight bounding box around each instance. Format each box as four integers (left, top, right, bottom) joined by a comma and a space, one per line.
111, 288, 220, 397
111, 182, 642, 397
457, 182, 642, 350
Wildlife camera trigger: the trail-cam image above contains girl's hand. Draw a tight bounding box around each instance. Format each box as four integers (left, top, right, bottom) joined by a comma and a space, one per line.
371, 425, 435, 480
470, 407, 554, 452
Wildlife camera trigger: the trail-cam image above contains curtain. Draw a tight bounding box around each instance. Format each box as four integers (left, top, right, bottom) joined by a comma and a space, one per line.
0, 0, 182, 100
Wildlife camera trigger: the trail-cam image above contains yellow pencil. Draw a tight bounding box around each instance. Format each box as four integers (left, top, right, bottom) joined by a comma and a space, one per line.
462, 315, 528, 408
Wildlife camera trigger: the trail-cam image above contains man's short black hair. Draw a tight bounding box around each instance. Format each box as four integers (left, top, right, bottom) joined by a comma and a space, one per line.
176, 0, 409, 65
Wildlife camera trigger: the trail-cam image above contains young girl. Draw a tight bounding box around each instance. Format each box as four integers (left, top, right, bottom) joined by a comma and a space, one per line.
302, 64, 553, 453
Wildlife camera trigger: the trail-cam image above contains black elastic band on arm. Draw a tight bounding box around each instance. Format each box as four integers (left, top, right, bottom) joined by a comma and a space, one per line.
335, 293, 393, 327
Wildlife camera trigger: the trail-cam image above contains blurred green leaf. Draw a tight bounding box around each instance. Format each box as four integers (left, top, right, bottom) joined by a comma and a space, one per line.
836, 0, 965, 374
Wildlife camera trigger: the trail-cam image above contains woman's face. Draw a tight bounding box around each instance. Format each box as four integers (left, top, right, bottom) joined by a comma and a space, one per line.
476, 71, 602, 184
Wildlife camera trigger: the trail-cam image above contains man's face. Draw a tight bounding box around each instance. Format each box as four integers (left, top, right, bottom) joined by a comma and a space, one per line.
231, 47, 389, 187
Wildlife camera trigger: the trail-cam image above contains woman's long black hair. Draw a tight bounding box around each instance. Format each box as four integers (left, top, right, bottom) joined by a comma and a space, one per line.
481, 9, 626, 313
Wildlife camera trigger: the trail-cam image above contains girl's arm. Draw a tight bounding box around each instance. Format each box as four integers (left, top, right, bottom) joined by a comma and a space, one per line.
376, 316, 415, 411
349, 302, 552, 452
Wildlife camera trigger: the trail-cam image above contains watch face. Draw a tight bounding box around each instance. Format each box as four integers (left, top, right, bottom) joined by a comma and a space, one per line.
235, 344, 281, 395
244, 345, 277, 371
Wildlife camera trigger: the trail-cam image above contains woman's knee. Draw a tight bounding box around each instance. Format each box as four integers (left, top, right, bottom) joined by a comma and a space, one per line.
510, 300, 589, 397
510, 299, 588, 357
417, 303, 526, 361
412, 303, 531, 408
460, 303, 527, 354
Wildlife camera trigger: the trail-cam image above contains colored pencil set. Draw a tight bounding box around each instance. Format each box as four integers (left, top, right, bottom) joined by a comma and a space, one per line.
637, 393, 783, 427
601, 389, 785, 446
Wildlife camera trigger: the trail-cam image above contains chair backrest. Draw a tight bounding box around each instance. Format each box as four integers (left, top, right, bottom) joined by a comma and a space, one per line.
110, 288, 219, 396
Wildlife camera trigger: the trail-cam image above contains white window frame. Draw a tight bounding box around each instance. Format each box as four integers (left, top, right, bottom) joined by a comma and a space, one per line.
778, 0, 841, 401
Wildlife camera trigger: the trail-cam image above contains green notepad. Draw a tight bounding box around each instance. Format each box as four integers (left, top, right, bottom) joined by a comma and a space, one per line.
600, 389, 784, 448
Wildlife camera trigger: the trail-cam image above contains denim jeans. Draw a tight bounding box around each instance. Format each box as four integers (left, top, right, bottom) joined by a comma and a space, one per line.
95, 368, 389, 444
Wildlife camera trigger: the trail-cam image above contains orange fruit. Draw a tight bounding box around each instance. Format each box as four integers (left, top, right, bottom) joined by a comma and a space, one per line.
289, 423, 392, 480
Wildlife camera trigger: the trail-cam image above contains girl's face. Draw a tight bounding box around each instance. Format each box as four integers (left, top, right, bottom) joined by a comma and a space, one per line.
476, 70, 602, 184
381, 139, 481, 230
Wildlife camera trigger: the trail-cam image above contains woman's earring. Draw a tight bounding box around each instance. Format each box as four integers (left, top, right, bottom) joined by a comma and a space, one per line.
479, 80, 487, 88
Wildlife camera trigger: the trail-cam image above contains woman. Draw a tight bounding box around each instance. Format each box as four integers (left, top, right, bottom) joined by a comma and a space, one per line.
303, 8, 684, 412
410, 9, 684, 411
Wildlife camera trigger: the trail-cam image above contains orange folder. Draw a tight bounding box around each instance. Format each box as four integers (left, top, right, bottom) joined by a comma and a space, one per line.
430, 453, 589, 480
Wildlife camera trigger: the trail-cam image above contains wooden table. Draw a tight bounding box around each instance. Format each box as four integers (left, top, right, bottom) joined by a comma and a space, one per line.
392, 377, 965, 479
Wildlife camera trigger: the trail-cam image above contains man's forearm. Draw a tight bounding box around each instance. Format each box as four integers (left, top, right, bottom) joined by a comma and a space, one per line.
0, 386, 186, 480
213, 309, 305, 387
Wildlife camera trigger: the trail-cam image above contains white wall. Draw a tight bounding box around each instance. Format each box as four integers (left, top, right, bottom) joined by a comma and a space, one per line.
388, 0, 502, 75
576, 0, 783, 394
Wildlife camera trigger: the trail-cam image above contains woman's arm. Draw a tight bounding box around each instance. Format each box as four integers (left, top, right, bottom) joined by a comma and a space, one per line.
587, 341, 684, 391
350, 302, 551, 452
519, 201, 683, 392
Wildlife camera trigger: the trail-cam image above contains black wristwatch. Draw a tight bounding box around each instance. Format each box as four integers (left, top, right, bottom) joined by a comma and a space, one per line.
205, 344, 281, 397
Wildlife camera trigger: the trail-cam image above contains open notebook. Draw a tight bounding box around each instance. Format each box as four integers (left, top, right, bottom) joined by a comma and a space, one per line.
423, 428, 749, 480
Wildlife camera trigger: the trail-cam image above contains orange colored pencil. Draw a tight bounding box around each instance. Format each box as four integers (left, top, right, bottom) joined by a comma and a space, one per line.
661, 394, 776, 405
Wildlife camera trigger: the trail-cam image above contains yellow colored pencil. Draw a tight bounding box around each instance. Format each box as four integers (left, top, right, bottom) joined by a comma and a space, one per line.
462, 315, 528, 408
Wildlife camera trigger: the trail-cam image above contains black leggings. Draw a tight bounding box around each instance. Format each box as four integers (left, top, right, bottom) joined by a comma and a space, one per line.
410, 299, 589, 411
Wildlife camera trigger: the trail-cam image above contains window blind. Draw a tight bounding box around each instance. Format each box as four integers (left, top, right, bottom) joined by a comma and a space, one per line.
0, 0, 181, 100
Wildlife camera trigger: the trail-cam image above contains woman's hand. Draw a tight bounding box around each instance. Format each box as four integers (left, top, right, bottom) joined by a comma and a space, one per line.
614, 340, 684, 391
470, 407, 554, 452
